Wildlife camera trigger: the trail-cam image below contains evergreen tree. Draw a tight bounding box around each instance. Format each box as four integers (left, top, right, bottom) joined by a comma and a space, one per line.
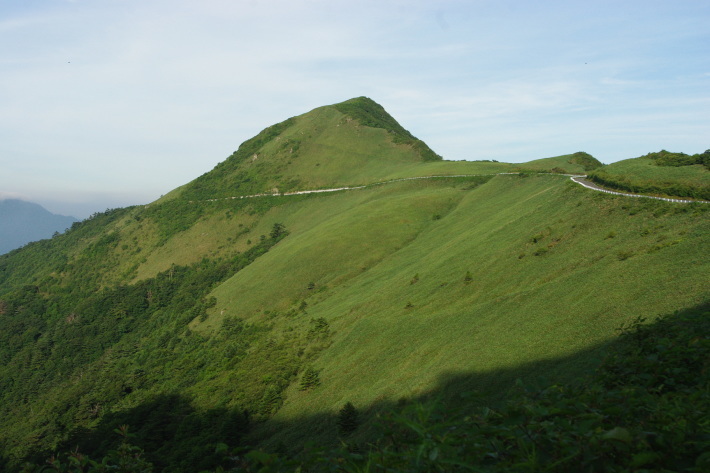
337, 401, 359, 436
258, 385, 283, 416
299, 366, 320, 391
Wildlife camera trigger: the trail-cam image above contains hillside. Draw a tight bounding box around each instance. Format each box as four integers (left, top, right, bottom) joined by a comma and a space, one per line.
1, 98, 708, 472
515, 151, 602, 174
166, 96, 441, 203
0, 199, 77, 255
588, 149, 710, 200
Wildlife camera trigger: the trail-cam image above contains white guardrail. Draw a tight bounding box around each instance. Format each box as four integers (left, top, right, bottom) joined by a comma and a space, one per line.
189, 173, 709, 204
568, 176, 708, 204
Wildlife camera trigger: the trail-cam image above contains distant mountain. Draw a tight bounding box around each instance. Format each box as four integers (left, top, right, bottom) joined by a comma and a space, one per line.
0, 199, 77, 254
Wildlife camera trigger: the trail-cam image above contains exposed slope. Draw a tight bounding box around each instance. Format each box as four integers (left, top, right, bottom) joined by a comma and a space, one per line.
186, 175, 708, 448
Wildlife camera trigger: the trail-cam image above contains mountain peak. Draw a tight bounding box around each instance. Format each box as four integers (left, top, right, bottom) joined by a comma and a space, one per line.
176, 97, 441, 201
331, 97, 441, 162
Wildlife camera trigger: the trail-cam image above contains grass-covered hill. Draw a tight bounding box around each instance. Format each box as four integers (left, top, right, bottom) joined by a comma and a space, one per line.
169, 96, 442, 203
1, 98, 708, 472
515, 151, 602, 174
588, 149, 710, 200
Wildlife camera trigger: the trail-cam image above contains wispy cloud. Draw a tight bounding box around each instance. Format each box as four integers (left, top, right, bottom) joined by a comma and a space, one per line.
0, 0, 708, 216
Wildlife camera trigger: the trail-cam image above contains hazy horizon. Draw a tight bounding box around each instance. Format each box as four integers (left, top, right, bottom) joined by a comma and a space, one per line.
2, 0, 708, 218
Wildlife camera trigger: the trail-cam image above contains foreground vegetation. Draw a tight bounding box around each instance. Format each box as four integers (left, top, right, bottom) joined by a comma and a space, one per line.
20, 302, 709, 472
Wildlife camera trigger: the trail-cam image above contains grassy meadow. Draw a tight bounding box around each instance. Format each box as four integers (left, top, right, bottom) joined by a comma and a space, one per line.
0, 97, 708, 470
181, 173, 708, 448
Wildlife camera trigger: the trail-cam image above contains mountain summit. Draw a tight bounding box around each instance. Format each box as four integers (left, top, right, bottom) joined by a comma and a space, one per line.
175, 97, 441, 201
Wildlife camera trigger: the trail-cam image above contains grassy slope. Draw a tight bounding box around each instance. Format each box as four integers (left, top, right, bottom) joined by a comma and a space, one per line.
163, 98, 444, 204
589, 156, 710, 199
514, 151, 602, 174
0, 109, 597, 292
185, 174, 709, 446
131, 155, 589, 282
1, 97, 707, 466
597, 157, 709, 186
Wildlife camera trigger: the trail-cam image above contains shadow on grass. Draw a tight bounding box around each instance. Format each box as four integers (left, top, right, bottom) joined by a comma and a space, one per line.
251, 333, 614, 453
31, 301, 708, 472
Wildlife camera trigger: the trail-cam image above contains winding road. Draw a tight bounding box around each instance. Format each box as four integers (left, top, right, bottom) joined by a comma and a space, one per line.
192, 173, 709, 204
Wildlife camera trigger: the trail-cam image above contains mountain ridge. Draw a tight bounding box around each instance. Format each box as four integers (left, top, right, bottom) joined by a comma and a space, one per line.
170, 97, 441, 203
0, 198, 77, 255
0, 98, 707, 471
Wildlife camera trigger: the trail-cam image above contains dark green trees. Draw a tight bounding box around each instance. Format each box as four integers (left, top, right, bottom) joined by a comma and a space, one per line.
270, 223, 286, 240
337, 401, 359, 436
299, 367, 320, 391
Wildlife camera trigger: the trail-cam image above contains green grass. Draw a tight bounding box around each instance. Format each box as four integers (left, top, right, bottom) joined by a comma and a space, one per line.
181, 174, 709, 448
589, 154, 710, 200
167, 100, 447, 203
1, 98, 708, 470
514, 151, 602, 174
2, 166, 707, 466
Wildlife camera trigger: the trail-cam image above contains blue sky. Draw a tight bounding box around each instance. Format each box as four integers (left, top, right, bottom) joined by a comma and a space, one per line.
1, 0, 708, 218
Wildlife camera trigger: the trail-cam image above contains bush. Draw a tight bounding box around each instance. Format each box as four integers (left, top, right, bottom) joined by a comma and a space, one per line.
533, 247, 548, 256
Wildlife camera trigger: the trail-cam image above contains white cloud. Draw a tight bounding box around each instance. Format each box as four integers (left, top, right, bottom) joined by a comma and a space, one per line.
0, 0, 708, 215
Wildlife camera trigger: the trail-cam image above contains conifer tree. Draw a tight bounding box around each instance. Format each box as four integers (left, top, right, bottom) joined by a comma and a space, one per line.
337, 401, 359, 435
299, 366, 320, 391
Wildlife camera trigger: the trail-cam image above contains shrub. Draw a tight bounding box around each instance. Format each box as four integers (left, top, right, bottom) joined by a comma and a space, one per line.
533, 247, 548, 256
617, 250, 634, 260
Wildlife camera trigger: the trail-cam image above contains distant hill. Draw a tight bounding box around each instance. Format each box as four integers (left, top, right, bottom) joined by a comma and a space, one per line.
0, 199, 77, 254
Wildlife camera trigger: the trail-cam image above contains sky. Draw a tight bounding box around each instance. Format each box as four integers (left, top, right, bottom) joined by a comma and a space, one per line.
1, 0, 708, 218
